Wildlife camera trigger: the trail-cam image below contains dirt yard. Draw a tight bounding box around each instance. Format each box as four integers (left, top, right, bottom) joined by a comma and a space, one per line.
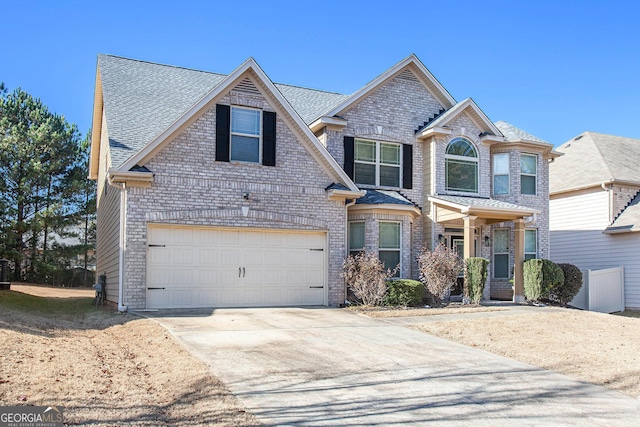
405, 307, 640, 398
0, 284, 260, 426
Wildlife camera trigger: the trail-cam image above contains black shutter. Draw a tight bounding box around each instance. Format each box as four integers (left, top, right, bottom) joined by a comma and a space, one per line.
402, 144, 413, 189
215, 104, 230, 162
344, 136, 355, 179
262, 111, 276, 166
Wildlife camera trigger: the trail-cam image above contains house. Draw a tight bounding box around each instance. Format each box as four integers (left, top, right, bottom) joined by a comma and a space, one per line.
89, 54, 559, 310
549, 132, 640, 310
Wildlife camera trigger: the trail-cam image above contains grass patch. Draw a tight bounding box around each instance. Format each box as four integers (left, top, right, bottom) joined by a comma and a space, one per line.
0, 289, 98, 319
614, 310, 640, 319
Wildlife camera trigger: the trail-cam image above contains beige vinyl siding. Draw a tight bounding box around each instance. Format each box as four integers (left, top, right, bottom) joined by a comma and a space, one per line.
96, 111, 121, 304
550, 189, 640, 309
549, 189, 609, 231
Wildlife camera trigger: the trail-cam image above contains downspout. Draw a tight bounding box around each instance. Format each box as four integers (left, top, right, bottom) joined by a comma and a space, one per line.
344, 198, 357, 305
108, 179, 128, 312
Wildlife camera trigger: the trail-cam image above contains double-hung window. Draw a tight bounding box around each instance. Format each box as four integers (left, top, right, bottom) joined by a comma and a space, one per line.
493, 228, 509, 279
493, 153, 509, 195
379, 221, 401, 277
520, 154, 537, 195
525, 229, 537, 261
445, 138, 478, 193
348, 222, 365, 256
354, 139, 401, 187
230, 107, 261, 163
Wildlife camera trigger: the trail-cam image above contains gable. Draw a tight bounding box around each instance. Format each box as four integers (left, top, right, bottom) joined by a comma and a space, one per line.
93, 56, 359, 192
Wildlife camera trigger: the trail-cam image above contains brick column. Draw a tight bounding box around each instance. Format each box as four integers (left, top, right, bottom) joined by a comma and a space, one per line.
513, 218, 526, 303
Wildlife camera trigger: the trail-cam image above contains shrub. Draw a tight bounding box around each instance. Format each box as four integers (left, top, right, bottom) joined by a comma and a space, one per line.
523, 259, 564, 302
384, 279, 424, 306
417, 243, 462, 304
342, 251, 396, 306
551, 263, 583, 305
465, 257, 489, 304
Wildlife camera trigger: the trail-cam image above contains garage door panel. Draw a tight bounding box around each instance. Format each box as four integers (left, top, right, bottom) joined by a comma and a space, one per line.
146, 226, 326, 309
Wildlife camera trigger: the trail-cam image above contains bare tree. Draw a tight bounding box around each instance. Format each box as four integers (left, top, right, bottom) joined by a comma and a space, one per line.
342, 251, 396, 306
417, 243, 462, 304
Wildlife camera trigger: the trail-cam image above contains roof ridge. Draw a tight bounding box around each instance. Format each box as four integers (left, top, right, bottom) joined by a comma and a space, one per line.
588, 132, 615, 181
274, 81, 348, 96
99, 54, 227, 77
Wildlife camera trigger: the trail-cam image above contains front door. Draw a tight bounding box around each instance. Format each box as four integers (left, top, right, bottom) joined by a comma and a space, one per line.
449, 235, 465, 296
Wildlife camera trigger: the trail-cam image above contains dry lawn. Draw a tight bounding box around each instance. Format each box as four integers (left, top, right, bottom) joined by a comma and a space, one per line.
351, 304, 508, 318
0, 284, 260, 426
411, 309, 640, 397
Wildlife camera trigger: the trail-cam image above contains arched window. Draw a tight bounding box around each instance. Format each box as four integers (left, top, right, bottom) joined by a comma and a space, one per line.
445, 138, 478, 193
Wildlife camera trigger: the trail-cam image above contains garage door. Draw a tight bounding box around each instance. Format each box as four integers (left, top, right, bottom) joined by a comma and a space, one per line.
146, 225, 327, 309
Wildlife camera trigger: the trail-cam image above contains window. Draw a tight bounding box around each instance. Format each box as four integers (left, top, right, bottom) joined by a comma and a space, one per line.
354, 139, 401, 187
230, 107, 261, 163
493, 153, 509, 195
493, 229, 509, 278
348, 222, 365, 255
520, 154, 537, 195
445, 138, 478, 193
379, 222, 401, 277
525, 229, 537, 261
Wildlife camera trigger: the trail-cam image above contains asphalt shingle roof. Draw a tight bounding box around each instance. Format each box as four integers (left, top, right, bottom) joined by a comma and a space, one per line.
606, 191, 640, 233
494, 121, 547, 143
430, 195, 538, 213
355, 190, 414, 206
98, 55, 350, 168
549, 132, 640, 194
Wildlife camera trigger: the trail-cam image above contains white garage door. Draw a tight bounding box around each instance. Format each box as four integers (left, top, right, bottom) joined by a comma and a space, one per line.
146, 225, 327, 309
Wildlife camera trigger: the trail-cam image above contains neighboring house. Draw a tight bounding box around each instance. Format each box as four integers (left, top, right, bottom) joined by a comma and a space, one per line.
89, 54, 559, 310
549, 132, 640, 310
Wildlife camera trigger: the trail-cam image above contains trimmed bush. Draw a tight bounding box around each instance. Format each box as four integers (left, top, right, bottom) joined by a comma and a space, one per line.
552, 263, 583, 305
523, 259, 564, 302
384, 279, 424, 306
465, 257, 489, 304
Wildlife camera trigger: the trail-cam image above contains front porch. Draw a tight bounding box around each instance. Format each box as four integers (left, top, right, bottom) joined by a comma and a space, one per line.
429, 195, 541, 302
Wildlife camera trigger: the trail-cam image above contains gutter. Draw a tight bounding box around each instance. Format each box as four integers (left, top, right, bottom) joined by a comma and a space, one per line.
107, 177, 128, 312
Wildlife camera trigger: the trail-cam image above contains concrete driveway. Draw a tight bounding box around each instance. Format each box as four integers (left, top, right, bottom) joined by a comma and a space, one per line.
145, 308, 638, 426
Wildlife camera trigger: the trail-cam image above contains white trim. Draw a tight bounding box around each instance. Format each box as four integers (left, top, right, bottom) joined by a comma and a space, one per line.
323, 54, 456, 119
493, 152, 510, 195
520, 153, 538, 195
423, 98, 504, 138
354, 138, 402, 188
349, 203, 422, 218
309, 116, 348, 133
230, 105, 262, 164
115, 58, 360, 192
445, 137, 479, 194
493, 228, 510, 279
379, 220, 402, 277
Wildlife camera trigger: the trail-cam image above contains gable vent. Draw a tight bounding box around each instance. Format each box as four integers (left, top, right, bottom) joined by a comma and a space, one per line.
233, 77, 261, 95
396, 69, 418, 82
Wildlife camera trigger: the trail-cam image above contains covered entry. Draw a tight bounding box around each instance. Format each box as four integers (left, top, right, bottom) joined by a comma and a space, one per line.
429, 195, 540, 302
146, 225, 327, 309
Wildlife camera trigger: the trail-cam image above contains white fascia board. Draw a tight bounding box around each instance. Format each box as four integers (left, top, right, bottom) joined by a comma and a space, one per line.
89, 66, 103, 180
349, 202, 422, 218
323, 54, 456, 119
327, 189, 366, 201
310, 116, 349, 133
416, 126, 452, 140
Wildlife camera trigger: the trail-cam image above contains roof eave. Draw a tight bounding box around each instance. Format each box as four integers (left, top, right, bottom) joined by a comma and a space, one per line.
349, 202, 422, 218
309, 116, 348, 133
89, 65, 103, 180
416, 126, 452, 140
327, 189, 366, 201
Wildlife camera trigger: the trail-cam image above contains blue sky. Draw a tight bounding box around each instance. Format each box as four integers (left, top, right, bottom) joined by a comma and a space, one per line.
2, 0, 639, 146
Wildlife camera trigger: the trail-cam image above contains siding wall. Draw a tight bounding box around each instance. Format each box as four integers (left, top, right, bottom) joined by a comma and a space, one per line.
550, 189, 640, 308
95, 110, 121, 303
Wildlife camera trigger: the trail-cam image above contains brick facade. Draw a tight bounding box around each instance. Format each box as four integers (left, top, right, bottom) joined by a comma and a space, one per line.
121, 89, 347, 309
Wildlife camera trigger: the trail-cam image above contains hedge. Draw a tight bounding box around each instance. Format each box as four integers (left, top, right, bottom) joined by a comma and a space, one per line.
384, 279, 424, 306
465, 257, 489, 304
552, 263, 583, 304
524, 259, 564, 302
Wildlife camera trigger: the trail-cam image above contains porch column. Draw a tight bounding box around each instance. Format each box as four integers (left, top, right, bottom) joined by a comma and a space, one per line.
513, 218, 526, 303
463, 215, 477, 259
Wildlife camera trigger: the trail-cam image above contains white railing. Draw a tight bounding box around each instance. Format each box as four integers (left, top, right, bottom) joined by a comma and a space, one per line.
570, 266, 625, 313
